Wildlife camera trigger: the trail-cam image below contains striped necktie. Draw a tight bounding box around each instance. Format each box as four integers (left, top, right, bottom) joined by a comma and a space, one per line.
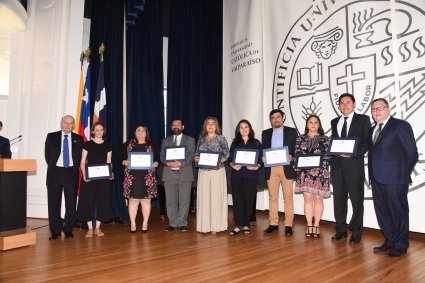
373, 123, 383, 144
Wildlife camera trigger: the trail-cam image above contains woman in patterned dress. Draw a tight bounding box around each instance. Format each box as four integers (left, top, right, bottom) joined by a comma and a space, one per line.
121, 124, 158, 233
294, 115, 331, 238
195, 117, 230, 234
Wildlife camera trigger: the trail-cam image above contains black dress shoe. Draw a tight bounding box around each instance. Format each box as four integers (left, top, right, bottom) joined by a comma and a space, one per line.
49, 233, 61, 240
165, 226, 175, 232
64, 232, 74, 238
386, 248, 407, 257
179, 226, 188, 232
285, 226, 293, 236
331, 231, 347, 241
349, 236, 361, 244
373, 243, 391, 253
263, 225, 278, 233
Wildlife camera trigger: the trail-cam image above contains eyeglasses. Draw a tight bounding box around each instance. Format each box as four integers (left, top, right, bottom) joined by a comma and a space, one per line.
371, 105, 388, 112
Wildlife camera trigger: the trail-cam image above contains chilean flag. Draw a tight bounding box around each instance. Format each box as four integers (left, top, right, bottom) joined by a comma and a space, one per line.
93, 58, 106, 126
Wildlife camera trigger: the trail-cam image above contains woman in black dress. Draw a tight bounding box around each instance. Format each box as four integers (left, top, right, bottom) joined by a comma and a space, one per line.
228, 119, 263, 235
77, 122, 112, 237
122, 124, 158, 233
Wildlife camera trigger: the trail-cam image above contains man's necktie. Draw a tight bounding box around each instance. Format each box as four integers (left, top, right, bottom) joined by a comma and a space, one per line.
341, 117, 348, 137
63, 134, 70, 168
174, 135, 177, 146
373, 123, 383, 144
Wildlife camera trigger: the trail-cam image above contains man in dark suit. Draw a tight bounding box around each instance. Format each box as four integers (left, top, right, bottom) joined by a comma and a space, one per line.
368, 98, 418, 257
330, 93, 371, 244
160, 119, 195, 232
45, 115, 83, 240
0, 121, 12, 159
261, 109, 298, 236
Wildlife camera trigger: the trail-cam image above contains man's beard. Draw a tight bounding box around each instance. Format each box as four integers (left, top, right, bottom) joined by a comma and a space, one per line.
172, 128, 182, 135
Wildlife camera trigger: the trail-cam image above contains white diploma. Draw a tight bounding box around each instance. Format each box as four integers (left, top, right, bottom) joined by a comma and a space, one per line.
329, 139, 357, 154
234, 149, 257, 166
87, 164, 111, 179
129, 152, 153, 169
265, 148, 288, 166
297, 155, 322, 168
198, 152, 220, 167
165, 147, 186, 161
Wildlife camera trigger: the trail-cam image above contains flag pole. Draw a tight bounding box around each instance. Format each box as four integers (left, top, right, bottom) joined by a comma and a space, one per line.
99, 42, 105, 61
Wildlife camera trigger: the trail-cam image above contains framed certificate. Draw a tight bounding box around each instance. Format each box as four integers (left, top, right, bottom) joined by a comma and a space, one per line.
165, 146, 186, 162
233, 148, 259, 166
86, 163, 112, 180
295, 155, 323, 169
328, 137, 359, 156
128, 152, 154, 170
195, 151, 222, 169
263, 147, 290, 167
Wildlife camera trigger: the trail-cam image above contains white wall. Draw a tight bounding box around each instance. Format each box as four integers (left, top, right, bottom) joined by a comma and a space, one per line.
1, 0, 85, 218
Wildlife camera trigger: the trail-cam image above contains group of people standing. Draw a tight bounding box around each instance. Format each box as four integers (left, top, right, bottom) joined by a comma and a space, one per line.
43, 92, 418, 258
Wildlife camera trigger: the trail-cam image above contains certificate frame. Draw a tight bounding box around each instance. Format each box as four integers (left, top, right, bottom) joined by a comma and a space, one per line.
263, 146, 290, 167
232, 148, 259, 166
328, 137, 359, 156
295, 154, 323, 169
195, 151, 222, 169
164, 146, 187, 162
86, 163, 112, 180
128, 152, 154, 170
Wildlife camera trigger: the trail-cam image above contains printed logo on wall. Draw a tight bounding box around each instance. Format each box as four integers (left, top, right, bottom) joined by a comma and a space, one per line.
273, 0, 425, 197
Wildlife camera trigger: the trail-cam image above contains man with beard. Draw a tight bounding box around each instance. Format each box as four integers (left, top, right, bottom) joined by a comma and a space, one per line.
261, 109, 298, 236
160, 119, 196, 232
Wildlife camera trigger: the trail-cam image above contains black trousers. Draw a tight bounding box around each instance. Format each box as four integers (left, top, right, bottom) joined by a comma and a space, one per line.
231, 177, 257, 227
331, 168, 364, 236
47, 167, 78, 234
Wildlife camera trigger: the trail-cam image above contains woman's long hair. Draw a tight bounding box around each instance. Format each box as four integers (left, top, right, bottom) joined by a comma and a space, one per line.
200, 116, 221, 138
304, 115, 324, 135
233, 119, 255, 145
134, 123, 152, 145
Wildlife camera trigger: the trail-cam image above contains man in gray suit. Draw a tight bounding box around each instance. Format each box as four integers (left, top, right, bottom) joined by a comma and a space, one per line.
160, 119, 195, 232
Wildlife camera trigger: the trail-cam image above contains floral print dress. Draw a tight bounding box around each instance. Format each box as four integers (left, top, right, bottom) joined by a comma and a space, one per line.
123, 140, 157, 199
294, 134, 331, 198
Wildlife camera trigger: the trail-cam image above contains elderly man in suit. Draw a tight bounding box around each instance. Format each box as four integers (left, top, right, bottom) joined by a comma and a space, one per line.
330, 93, 371, 244
45, 115, 83, 240
261, 109, 298, 236
0, 121, 12, 159
160, 119, 195, 232
368, 98, 418, 257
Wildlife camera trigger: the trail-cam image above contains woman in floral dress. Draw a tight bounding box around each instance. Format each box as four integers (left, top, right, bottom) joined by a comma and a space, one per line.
121, 124, 158, 233
294, 115, 331, 238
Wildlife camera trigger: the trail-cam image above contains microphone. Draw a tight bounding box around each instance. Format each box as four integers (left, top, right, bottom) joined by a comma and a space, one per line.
9, 135, 22, 142
10, 138, 22, 146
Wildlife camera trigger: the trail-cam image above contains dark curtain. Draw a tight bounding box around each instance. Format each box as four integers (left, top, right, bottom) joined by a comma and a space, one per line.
167, 0, 223, 139
126, 0, 164, 147
89, 0, 128, 222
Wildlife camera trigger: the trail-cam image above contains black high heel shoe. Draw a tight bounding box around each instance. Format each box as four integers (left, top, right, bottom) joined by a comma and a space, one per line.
313, 226, 320, 238
130, 230, 137, 234
305, 226, 314, 238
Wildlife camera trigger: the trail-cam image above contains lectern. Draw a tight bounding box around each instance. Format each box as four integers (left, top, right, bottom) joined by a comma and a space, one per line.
0, 159, 37, 250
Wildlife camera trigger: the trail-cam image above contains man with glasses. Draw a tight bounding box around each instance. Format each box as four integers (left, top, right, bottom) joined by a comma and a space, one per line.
368, 98, 418, 257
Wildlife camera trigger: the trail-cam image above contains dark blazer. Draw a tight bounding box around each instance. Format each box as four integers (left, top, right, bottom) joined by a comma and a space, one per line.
261, 126, 298, 180
45, 131, 84, 186
330, 113, 371, 170
368, 116, 418, 184
0, 136, 11, 158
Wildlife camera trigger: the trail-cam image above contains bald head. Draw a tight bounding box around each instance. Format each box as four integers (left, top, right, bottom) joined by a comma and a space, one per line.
60, 115, 75, 134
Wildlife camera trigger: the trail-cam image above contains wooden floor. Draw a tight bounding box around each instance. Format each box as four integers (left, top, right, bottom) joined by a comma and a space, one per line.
1, 208, 425, 283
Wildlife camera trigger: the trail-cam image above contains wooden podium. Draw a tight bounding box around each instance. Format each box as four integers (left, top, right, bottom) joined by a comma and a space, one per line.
0, 159, 37, 250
